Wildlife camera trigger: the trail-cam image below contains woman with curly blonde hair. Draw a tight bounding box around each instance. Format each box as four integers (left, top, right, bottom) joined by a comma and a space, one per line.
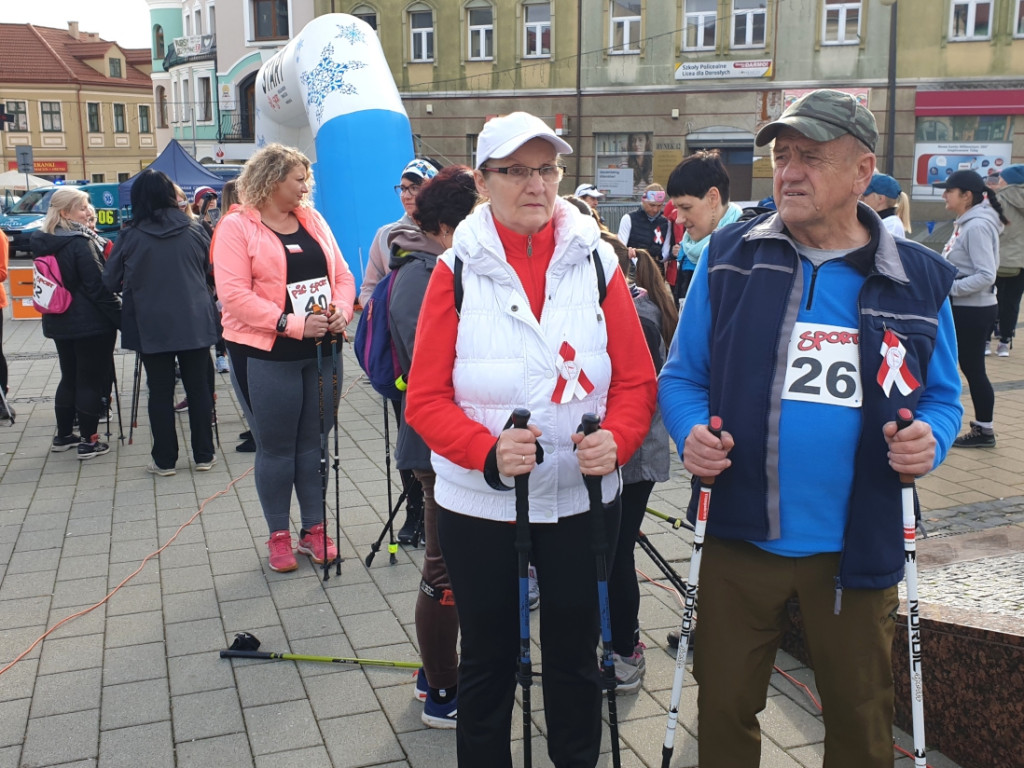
213, 143, 355, 573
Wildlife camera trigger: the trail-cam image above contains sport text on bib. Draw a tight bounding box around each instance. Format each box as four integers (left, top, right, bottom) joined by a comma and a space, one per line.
287, 276, 332, 316
781, 322, 862, 408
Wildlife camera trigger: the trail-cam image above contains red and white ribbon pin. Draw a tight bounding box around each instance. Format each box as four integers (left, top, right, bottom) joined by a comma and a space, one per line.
552, 341, 595, 404
876, 330, 920, 397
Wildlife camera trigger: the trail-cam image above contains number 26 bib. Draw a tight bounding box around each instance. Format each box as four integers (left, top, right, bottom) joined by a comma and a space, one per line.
781, 322, 862, 408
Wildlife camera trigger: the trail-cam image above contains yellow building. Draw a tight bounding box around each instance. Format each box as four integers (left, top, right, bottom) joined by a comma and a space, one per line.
0, 22, 158, 183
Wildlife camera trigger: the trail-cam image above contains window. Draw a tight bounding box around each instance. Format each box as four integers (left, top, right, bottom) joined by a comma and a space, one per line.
732, 0, 766, 48
87, 103, 101, 133
950, 0, 992, 40
209, 7, 216, 35
139, 105, 151, 134
468, 5, 494, 59
118, 172, 131, 183
172, 82, 181, 123
4, 101, 27, 131
410, 7, 434, 62
109, 58, 122, 78
195, 10, 202, 35
353, 4, 378, 30
524, 2, 551, 57
156, 87, 168, 128
91, 174, 105, 183
253, 0, 289, 40
822, 1, 859, 44
114, 104, 127, 133
154, 25, 165, 58
595, 132, 653, 197
185, 13, 192, 36
684, 0, 716, 51
1016, 0, 1024, 36
199, 77, 212, 121
182, 78, 190, 121
41, 101, 62, 132
609, 0, 641, 54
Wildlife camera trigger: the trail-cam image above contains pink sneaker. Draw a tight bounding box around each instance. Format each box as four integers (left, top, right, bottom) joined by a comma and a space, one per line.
297, 523, 338, 564
267, 531, 297, 572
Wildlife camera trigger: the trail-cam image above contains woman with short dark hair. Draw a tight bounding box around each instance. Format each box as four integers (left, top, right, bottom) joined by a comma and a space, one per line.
104, 169, 219, 475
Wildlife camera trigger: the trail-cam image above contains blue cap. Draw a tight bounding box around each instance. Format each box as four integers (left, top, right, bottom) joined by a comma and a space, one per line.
864, 173, 901, 199
999, 164, 1024, 185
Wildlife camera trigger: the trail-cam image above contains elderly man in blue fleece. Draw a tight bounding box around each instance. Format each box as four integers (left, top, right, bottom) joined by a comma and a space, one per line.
657, 89, 963, 768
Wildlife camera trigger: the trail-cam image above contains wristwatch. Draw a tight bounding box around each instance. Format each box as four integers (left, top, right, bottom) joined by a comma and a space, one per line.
276, 313, 289, 333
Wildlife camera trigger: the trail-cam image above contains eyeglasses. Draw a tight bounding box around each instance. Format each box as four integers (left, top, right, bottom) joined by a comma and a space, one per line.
479, 164, 566, 184
394, 183, 422, 197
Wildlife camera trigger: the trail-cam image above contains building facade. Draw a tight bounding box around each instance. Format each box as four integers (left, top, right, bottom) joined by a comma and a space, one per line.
0, 22, 157, 183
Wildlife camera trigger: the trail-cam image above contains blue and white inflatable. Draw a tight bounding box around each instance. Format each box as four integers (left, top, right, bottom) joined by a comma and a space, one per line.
255, 14, 413, 293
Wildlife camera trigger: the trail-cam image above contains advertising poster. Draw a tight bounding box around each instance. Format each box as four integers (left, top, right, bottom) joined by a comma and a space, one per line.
595, 132, 653, 197
911, 142, 1013, 199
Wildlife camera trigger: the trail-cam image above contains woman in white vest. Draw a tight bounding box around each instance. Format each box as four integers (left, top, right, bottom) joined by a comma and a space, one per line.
405, 112, 658, 767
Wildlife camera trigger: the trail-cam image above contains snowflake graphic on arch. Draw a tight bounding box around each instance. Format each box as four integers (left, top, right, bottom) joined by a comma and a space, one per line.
336, 23, 366, 46
299, 42, 367, 122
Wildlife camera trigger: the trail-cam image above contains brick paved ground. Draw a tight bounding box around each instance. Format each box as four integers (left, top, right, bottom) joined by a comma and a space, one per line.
4, 302, 1020, 767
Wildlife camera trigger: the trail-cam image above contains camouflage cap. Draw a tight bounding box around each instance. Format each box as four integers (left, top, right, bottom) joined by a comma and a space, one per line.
755, 89, 878, 152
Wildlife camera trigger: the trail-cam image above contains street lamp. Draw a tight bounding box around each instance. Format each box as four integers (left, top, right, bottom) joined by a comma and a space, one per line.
880, 0, 898, 174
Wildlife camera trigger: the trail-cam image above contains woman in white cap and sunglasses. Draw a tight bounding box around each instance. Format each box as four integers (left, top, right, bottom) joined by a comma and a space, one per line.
405, 112, 657, 767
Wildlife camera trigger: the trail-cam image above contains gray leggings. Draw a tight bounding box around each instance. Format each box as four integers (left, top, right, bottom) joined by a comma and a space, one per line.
235, 354, 338, 534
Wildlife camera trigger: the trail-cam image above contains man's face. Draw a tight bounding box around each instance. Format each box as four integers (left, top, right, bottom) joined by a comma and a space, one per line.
771, 128, 874, 240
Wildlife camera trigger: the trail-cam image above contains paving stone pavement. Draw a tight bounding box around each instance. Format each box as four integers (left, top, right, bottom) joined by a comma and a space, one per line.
4, 303, 1021, 767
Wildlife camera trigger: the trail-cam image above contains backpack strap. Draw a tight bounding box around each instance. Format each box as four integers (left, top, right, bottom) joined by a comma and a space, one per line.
452, 247, 605, 317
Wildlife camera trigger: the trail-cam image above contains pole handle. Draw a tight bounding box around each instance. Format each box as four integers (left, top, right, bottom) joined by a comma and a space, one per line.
895, 408, 915, 485
700, 415, 724, 486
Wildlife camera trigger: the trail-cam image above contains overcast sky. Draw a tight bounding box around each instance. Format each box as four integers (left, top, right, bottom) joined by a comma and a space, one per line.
7, 0, 152, 49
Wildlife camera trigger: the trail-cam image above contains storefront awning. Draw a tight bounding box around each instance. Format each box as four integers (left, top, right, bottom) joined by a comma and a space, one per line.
915, 90, 1024, 116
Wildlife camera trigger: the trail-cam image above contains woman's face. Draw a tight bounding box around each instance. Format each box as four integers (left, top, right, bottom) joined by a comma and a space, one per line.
475, 138, 559, 236
942, 187, 972, 217
271, 163, 310, 211
63, 197, 92, 226
397, 175, 422, 216
630, 134, 647, 154
860, 191, 886, 213
670, 187, 721, 241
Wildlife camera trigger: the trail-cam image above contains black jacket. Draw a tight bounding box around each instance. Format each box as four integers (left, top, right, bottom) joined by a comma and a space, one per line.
31, 228, 120, 340
103, 209, 218, 354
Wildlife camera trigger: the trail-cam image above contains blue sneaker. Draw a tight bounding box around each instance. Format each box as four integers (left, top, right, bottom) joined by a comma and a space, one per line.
422, 691, 457, 729
413, 668, 428, 702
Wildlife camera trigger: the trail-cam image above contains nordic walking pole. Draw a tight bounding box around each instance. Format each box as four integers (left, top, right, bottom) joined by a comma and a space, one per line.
662, 415, 723, 768
896, 408, 927, 767
220, 632, 420, 668
128, 351, 142, 444
578, 412, 621, 768
329, 304, 342, 576
636, 531, 688, 597
312, 305, 330, 582
0, 384, 13, 426
382, 395, 398, 565
111, 363, 124, 444
511, 407, 536, 768
645, 506, 694, 532
364, 486, 408, 567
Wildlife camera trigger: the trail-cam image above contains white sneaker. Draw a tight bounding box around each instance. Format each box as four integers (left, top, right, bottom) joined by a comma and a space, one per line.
606, 643, 646, 695
997, 342, 1010, 357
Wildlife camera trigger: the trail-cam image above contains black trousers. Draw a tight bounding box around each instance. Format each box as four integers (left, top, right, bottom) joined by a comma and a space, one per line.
438, 500, 620, 768
142, 348, 214, 468
996, 269, 1024, 343
0, 312, 7, 395
952, 304, 997, 423
53, 331, 117, 439
608, 480, 655, 656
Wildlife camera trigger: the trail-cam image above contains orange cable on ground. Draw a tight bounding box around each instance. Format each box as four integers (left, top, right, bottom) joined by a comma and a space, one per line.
0, 467, 253, 678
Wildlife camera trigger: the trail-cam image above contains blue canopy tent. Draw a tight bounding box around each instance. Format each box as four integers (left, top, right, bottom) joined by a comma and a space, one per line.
119, 139, 225, 212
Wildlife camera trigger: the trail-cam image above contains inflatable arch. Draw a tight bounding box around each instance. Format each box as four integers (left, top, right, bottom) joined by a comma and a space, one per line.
255, 14, 413, 293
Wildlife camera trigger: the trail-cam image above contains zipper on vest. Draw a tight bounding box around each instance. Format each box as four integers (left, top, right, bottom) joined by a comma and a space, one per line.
527, 235, 533, 257
833, 575, 843, 614
806, 263, 822, 310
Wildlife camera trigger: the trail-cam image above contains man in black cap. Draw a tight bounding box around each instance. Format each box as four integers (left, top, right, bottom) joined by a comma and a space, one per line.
658, 89, 964, 766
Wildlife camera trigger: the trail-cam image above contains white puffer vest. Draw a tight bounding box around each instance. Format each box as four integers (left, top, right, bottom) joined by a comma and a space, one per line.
432, 199, 622, 522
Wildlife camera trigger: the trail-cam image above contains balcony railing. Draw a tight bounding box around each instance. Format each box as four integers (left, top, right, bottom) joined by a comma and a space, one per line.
218, 109, 255, 142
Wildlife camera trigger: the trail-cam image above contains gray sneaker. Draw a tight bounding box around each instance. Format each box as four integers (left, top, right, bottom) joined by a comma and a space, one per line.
609, 643, 646, 695
527, 564, 540, 610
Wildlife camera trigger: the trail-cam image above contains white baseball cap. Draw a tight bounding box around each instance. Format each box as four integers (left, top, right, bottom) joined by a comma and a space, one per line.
475, 112, 572, 169
574, 183, 604, 199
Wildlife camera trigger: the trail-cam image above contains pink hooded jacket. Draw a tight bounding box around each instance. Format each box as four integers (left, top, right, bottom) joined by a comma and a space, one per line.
213, 205, 355, 350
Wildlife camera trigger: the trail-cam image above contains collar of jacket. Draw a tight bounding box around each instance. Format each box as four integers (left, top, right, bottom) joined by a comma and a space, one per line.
742, 200, 906, 283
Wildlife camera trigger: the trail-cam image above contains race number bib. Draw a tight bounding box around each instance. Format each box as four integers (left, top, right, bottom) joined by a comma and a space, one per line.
781, 322, 862, 408
287, 276, 332, 316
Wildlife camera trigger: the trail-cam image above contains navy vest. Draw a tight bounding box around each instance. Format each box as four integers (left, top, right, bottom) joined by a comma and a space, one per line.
626, 209, 669, 256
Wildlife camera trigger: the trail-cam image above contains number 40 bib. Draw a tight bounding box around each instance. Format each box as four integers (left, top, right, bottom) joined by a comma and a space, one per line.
781, 322, 862, 408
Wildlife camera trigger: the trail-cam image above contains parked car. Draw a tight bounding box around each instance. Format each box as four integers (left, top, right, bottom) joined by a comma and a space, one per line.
0, 183, 121, 256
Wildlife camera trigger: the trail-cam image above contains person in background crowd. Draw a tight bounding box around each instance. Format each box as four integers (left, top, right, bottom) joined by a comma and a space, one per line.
985, 165, 1024, 358
104, 170, 219, 476
666, 151, 743, 300
0, 230, 11, 422
213, 143, 355, 573
935, 169, 1008, 448
659, 89, 963, 768
360, 157, 441, 546
573, 183, 605, 226
31, 187, 121, 458
405, 111, 657, 768
191, 185, 219, 236
602, 235, 677, 695
861, 173, 911, 238
617, 183, 671, 269
387, 165, 479, 729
